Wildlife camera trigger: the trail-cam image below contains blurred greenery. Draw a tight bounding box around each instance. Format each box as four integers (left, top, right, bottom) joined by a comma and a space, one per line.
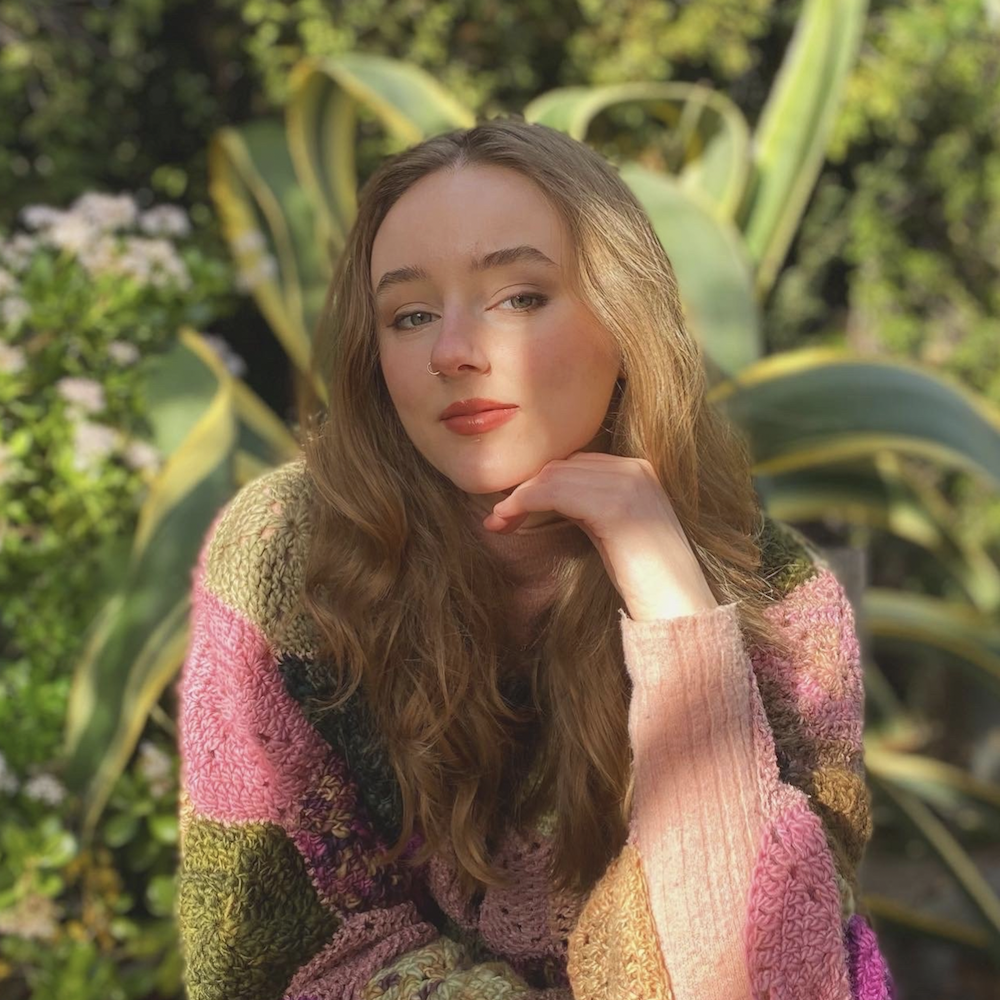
0, 196, 234, 997
2, 0, 1000, 996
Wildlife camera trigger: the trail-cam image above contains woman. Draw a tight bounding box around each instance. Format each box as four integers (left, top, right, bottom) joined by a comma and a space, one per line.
176, 117, 895, 999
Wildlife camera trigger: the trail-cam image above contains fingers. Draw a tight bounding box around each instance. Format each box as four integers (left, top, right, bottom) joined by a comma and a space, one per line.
482, 510, 530, 533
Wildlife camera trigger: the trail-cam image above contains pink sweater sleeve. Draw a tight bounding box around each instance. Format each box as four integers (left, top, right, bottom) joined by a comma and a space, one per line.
565, 568, 895, 1000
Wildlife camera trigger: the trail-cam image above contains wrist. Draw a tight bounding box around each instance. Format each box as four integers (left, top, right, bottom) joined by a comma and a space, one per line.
626, 593, 719, 622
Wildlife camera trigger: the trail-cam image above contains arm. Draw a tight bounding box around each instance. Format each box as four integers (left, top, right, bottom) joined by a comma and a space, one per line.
566, 560, 895, 1000
176, 466, 570, 1000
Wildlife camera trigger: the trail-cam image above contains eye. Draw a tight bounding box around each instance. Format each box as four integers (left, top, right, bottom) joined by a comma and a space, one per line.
388, 291, 549, 331
498, 291, 548, 313
389, 310, 434, 331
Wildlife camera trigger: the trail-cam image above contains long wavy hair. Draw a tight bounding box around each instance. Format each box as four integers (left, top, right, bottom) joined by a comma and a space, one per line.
297, 115, 796, 904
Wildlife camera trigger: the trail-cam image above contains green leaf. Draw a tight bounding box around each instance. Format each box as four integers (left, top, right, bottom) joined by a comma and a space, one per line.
740, 0, 869, 295
872, 774, 1000, 960
64, 330, 239, 836
525, 81, 751, 220
711, 348, 1000, 489
863, 893, 992, 951
759, 461, 945, 548
148, 813, 179, 846
617, 163, 762, 375
760, 456, 1000, 612
865, 747, 1000, 827
103, 812, 140, 849
145, 873, 176, 919
865, 588, 1000, 701
286, 52, 475, 259
209, 121, 324, 381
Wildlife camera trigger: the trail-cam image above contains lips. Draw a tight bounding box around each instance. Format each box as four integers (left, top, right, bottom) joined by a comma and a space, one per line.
441, 406, 519, 436
439, 398, 517, 420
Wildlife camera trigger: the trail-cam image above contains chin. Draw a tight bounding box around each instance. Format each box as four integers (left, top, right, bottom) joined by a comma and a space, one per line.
442, 462, 534, 498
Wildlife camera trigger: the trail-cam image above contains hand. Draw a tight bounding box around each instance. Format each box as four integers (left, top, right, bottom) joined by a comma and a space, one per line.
484, 452, 719, 622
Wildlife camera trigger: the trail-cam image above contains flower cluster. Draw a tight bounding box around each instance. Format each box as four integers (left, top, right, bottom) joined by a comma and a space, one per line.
18, 192, 193, 291
48, 374, 164, 476
231, 228, 280, 293
0, 186, 235, 999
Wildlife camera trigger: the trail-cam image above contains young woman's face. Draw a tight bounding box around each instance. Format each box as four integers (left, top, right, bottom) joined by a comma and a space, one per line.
371, 164, 622, 526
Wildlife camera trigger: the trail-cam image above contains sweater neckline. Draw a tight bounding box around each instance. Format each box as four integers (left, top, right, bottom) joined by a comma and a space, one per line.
465, 500, 593, 591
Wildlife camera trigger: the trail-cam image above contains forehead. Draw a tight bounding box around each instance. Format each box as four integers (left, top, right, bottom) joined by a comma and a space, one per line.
369, 164, 568, 285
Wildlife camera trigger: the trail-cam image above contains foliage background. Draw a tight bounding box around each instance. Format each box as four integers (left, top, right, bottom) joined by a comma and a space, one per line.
2, 0, 999, 996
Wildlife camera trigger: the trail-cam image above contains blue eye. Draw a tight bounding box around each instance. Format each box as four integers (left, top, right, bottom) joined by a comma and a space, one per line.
389, 291, 549, 330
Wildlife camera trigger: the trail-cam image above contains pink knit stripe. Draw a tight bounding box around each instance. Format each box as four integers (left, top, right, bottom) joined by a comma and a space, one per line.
282, 903, 438, 1000
424, 842, 482, 932
477, 824, 568, 967
179, 582, 332, 826
755, 569, 864, 742
745, 786, 851, 999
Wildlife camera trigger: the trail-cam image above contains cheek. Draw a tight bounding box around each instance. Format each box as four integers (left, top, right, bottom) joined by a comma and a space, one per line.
532, 319, 616, 405
378, 345, 414, 411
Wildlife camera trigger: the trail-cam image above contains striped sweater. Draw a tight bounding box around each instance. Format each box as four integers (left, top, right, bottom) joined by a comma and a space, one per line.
175, 458, 895, 999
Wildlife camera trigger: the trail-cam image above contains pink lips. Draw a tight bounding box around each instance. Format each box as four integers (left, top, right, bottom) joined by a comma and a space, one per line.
439, 397, 517, 420
441, 406, 519, 435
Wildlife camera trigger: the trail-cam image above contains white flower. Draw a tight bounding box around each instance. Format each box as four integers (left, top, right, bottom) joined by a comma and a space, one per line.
71, 420, 120, 472
0, 343, 26, 374
232, 229, 267, 254
202, 333, 248, 377
20, 205, 64, 230
0, 894, 62, 942
122, 438, 161, 472
23, 772, 66, 806
139, 204, 191, 239
57, 376, 106, 414
71, 191, 139, 232
107, 340, 141, 365
0, 267, 18, 296
235, 254, 278, 293
1, 297, 30, 327
78, 235, 192, 291
136, 237, 192, 290
0, 233, 38, 273
45, 213, 101, 254
76, 234, 119, 279
0, 751, 18, 794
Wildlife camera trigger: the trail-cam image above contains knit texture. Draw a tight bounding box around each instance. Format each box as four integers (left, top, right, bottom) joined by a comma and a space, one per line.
175, 458, 895, 999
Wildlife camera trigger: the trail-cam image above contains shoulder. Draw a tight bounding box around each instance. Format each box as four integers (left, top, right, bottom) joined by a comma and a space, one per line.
756, 510, 833, 602
197, 456, 319, 652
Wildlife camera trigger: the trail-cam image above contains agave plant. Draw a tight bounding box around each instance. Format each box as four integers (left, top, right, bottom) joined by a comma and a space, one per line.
64, 0, 1000, 962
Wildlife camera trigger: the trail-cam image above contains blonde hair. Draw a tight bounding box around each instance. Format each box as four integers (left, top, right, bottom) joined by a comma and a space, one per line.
298, 114, 794, 903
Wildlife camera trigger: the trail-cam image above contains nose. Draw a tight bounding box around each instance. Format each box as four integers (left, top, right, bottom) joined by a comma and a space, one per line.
427, 307, 493, 379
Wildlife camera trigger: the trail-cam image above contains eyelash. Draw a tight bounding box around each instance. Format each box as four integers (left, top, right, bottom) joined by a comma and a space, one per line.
388, 291, 549, 331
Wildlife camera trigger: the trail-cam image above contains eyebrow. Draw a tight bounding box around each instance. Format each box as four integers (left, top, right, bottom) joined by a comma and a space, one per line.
374, 244, 558, 300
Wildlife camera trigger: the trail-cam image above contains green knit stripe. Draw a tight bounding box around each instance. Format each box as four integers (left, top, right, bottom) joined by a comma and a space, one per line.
359, 935, 534, 999
202, 458, 321, 658
279, 653, 405, 845
177, 814, 337, 1000
757, 513, 824, 598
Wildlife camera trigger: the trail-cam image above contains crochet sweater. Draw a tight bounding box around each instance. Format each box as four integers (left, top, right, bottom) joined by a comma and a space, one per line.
175, 458, 896, 1000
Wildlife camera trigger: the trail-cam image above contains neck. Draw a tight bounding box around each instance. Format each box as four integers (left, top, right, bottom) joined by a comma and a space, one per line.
465, 503, 593, 647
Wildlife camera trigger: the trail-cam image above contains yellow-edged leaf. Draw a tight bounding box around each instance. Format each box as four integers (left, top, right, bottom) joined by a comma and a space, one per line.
741, 0, 869, 294
525, 81, 750, 219
711, 348, 1000, 488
